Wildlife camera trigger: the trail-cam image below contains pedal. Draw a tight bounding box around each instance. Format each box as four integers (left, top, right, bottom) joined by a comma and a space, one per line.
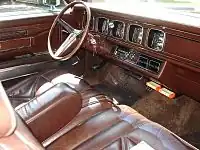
71, 56, 80, 66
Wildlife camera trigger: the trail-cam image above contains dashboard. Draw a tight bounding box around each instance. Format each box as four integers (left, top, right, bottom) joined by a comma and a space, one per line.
81, 6, 200, 101
89, 15, 166, 75
84, 11, 167, 77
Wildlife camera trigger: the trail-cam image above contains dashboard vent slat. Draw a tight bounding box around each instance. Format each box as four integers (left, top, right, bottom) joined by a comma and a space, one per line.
148, 59, 161, 73
137, 55, 148, 69
137, 54, 163, 73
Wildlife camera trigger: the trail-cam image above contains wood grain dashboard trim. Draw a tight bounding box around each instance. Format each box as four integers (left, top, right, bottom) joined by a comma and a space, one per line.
0, 38, 31, 51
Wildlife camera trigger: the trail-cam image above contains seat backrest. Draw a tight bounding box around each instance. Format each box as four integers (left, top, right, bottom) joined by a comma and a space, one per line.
0, 82, 44, 150
16, 83, 82, 143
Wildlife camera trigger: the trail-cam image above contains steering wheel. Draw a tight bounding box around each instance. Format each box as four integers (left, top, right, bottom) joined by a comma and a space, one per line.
48, 1, 91, 60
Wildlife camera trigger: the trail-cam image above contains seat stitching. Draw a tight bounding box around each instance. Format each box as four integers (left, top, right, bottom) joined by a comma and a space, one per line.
76, 108, 115, 127
40, 69, 57, 76
33, 75, 43, 97
81, 93, 106, 99
155, 127, 190, 150
126, 136, 139, 147
15, 83, 74, 111
121, 137, 126, 150
82, 96, 115, 108
74, 119, 124, 150
40, 75, 52, 83
76, 110, 140, 149
129, 123, 167, 150
39, 69, 57, 84
9, 97, 31, 100
42, 108, 112, 146
99, 137, 123, 150
25, 92, 79, 124
77, 116, 143, 150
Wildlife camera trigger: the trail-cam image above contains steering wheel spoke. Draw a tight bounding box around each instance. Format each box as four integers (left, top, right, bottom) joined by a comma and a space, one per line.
58, 18, 75, 33
48, 1, 91, 60
55, 32, 77, 57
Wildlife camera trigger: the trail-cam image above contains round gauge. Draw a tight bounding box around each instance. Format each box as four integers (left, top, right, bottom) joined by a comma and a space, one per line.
128, 25, 143, 44
97, 17, 108, 34
110, 21, 125, 39
116, 23, 124, 38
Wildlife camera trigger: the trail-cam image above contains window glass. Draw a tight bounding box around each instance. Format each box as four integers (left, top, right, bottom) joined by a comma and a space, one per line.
89, 0, 200, 16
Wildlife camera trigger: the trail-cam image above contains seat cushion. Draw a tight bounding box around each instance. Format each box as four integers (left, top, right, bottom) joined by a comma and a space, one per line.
6, 69, 101, 108
46, 105, 196, 150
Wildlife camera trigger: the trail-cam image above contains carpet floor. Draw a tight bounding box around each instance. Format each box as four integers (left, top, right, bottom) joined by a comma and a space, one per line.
132, 91, 200, 149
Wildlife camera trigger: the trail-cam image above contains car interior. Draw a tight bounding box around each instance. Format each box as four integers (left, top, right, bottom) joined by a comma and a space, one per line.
0, 0, 200, 149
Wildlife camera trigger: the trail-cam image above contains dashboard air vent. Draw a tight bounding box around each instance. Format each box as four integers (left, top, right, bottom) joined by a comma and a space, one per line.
127, 24, 143, 44
137, 54, 163, 73
97, 17, 109, 35
148, 59, 161, 73
147, 29, 165, 51
137, 55, 148, 69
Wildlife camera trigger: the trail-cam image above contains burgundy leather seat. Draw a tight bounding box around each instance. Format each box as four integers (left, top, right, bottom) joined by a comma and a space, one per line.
6, 69, 103, 108
6, 69, 198, 150
46, 105, 196, 150
7, 69, 114, 143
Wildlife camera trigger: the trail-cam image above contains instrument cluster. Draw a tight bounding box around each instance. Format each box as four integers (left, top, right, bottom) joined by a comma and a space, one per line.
89, 15, 165, 52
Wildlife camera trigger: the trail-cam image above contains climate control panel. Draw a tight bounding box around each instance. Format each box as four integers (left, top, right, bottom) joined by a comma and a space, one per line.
112, 46, 164, 74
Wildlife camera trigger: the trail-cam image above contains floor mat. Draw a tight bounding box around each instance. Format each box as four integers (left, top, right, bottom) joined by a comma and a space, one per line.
93, 83, 140, 106
132, 91, 200, 149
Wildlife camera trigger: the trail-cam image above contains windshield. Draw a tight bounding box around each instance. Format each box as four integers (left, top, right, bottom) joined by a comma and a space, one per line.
0, 0, 200, 17
90, 0, 200, 16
